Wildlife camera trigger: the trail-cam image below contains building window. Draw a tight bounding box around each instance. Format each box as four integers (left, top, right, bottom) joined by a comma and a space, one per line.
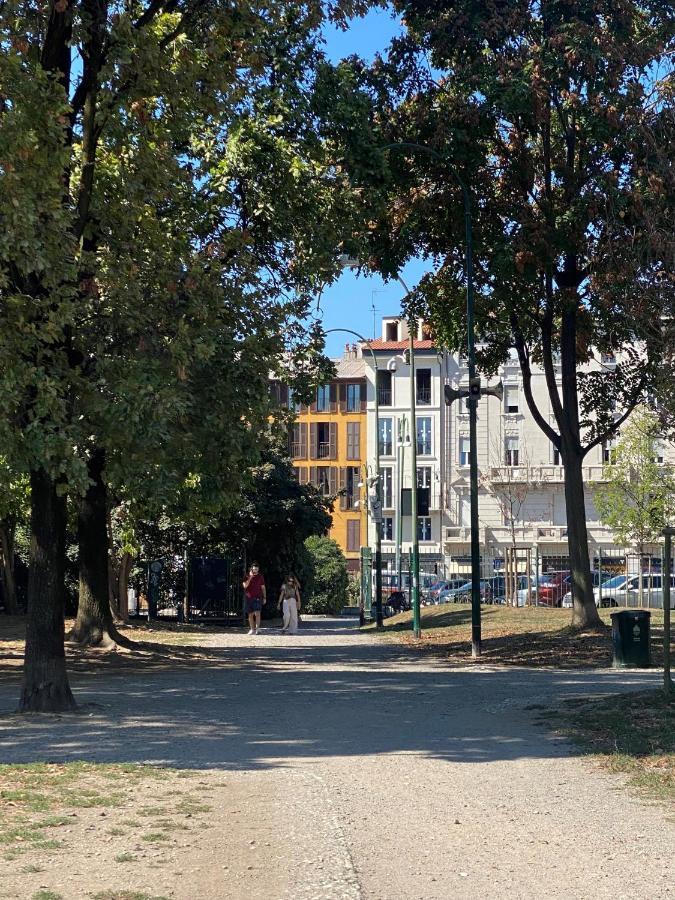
552, 444, 560, 466
287, 388, 302, 413
417, 417, 432, 455
416, 369, 432, 405
316, 384, 330, 412
417, 466, 432, 489
346, 519, 361, 553
602, 436, 619, 464
377, 370, 392, 406
459, 436, 471, 467
346, 421, 360, 460
316, 422, 332, 459
345, 466, 361, 509
601, 352, 616, 364
379, 417, 393, 456
382, 517, 394, 541
381, 467, 393, 508
290, 422, 307, 459
316, 466, 331, 497
385, 321, 399, 341
654, 444, 664, 465
346, 383, 361, 412
418, 517, 432, 541
504, 436, 519, 466
504, 386, 519, 414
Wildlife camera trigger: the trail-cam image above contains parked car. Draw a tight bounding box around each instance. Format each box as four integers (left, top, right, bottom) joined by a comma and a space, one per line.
562, 573, 675, 608
423, 580, 451, 604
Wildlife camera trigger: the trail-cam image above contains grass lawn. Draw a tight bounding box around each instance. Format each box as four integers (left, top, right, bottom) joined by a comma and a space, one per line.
368, 602, 673, 668
546, 690, 675, 805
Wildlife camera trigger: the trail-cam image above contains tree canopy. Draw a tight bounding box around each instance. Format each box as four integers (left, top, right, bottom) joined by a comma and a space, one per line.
321, 0, 675, 627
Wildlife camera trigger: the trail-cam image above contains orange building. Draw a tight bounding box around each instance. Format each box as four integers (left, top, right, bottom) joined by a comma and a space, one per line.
289, 347, 367, 571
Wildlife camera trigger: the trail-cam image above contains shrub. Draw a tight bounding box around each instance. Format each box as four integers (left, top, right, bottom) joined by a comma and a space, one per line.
302, 536, 348, 614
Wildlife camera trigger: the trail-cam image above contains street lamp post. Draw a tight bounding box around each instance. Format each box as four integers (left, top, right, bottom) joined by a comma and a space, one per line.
383, 142, 481, 656
324, 327, 384, 627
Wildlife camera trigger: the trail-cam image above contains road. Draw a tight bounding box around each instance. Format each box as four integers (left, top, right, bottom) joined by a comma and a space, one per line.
0, 617, 672, 899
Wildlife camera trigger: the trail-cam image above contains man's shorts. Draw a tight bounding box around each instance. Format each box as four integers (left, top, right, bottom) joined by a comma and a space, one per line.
246, 598, 263, 614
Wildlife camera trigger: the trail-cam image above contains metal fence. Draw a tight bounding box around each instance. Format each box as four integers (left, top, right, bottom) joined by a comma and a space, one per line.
130, 555, 247, 623
363, 544, 675, 612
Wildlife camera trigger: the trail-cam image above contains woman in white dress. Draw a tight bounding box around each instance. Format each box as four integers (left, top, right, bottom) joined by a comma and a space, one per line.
278, 575, 301, 634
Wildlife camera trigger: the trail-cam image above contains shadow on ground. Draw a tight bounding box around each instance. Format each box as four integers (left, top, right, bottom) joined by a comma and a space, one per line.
0, 617, 661, 773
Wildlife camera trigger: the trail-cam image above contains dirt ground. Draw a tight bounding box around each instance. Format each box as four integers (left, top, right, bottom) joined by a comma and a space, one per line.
1, 617, 673, 900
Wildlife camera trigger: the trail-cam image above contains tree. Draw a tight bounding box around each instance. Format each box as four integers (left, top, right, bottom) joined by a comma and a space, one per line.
0, 462, 29, 615
0, 0, 368, 709
595, 406, 675, 603
324, 0, 674, 628
218, 444, 333, 601
483, 436, 531, 606
303, 535, 348, 615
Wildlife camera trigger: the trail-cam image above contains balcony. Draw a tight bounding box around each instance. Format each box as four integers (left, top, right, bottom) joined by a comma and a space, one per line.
536, 526, 568, 541
290, 442, 304, 459
317, 442, 331, 459
416, 386, 431, 405
489, 465, 608, 484
378, 387, 392, 406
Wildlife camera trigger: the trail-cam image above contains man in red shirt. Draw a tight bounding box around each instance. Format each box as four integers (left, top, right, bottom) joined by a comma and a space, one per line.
243, 562, 266, 635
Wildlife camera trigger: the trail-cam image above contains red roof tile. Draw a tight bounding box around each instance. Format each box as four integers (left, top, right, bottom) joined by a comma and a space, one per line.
363, 339, 436, 351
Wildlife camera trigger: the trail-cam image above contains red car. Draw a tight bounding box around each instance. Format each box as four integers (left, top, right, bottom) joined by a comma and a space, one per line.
537, 571, 571, 607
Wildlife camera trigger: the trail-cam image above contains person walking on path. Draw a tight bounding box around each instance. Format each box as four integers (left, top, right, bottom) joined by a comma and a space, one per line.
278, 575, 301, 635
243, 562, 266, 635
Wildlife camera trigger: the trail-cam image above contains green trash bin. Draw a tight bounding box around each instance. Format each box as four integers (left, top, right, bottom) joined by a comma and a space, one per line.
610, 610, 651, 668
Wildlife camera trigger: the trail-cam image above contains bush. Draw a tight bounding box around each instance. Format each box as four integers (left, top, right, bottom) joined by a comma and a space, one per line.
302, 536, 348, 615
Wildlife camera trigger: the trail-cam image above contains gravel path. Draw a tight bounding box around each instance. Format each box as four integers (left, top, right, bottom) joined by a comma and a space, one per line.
0, 617, 672, 899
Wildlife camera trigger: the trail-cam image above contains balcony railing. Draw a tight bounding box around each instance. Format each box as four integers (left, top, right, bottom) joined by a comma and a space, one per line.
317, 442, 331, 459
378, 388, 392, 406
489, 465, 608, 484
290, 442, 304, 458
416, 386, 432, 405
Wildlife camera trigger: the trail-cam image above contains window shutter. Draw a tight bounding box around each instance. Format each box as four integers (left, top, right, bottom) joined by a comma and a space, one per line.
339, 383, 347, 411
299, 422, 308, 458
280, 384, 289, 406
310, 389, 317, 414
309, 423, 318, 459
309, 466, 317, 486
360, 381, 367, 412
329, 467, 338, 496
329, 383, 338, 413
352, 422, 360, 460
298, 467, 308, 485
339, 468, 348, 511
329, 422, 338, 459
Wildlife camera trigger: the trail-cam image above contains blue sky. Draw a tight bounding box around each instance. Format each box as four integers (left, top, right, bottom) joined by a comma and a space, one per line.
318, 8, 435, 356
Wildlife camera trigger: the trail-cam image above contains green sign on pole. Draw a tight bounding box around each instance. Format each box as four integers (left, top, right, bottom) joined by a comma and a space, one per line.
361, 547, 373, 620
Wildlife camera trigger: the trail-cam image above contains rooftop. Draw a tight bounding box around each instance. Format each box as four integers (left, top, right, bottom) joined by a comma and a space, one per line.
364, 339, 436, 351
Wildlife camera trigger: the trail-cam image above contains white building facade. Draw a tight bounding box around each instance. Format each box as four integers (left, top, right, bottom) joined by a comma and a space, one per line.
361, 317, 674, 578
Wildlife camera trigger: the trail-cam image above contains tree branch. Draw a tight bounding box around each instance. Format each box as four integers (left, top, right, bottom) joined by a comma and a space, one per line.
511, 316, 561, 447
583, 376, 647, 456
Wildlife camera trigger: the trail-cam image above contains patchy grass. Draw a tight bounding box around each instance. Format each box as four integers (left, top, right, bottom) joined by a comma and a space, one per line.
0, 762, 197, 863
548, 690, 675, 804
31, 891, 63, 900
369, 603, 673, 668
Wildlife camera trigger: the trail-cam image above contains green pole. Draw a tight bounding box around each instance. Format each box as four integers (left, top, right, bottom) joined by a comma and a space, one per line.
663, 528, 673, 697
409, 318, 421, 638
396, 416, 407, 590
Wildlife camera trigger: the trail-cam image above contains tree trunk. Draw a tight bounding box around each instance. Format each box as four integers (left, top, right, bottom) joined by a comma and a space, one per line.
69, 449, 119, 647
0, 521, 18, 615
563, 447, 603, 629
19, 469, 76, 712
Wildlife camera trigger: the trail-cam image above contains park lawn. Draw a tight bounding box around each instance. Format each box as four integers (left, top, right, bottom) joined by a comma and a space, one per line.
370, 603, 673, 668
548, 690, 675, 805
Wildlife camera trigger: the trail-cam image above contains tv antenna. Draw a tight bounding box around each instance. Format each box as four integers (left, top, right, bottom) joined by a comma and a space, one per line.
371, 290, 385, 338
